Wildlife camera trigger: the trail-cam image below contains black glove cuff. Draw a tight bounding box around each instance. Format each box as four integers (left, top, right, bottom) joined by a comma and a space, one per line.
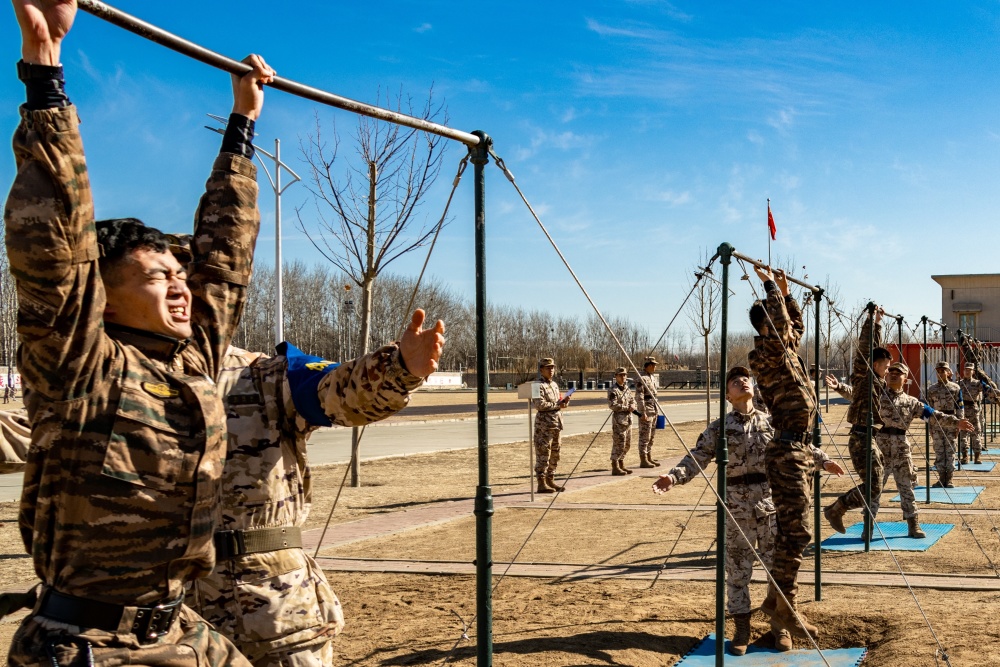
18, 60, 70, 110
220, 113, 256, 159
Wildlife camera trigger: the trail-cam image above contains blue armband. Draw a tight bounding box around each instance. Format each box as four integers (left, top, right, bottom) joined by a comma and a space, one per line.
277, 341, 340, 427
921, 404, 935, 420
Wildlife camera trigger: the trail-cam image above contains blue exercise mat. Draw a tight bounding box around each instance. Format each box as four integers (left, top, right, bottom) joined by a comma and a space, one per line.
933, 461, 995, 472
892, 486, 983, 504
676, 634, 867, 666
821, 521, 952, 552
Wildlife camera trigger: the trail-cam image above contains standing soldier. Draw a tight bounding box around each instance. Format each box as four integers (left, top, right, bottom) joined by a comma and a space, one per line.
956, 331, 998, 464
635, 357, 661, 468
534, 358, 570, 493
869, 363, 973, 538
3, 2, 270, 664
926, 361, 964, 487
746, 266, 820, 639
607, 367, 636, 475
824, 309, 892, 534
653, 366, 843, 655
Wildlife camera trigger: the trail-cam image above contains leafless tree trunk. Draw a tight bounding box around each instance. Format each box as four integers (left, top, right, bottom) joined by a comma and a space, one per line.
686, 252, 721, 425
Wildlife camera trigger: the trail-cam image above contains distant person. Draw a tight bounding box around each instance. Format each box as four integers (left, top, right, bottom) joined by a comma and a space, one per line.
956, 331, 998, 465
607, 367, 636, 475
3, 385, 10, 404
926, 361, 964, 487
533, 358, 570, 492
635, 357, 661, 467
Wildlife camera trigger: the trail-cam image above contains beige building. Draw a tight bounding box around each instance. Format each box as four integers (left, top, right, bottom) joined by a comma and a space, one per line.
931, 274, 1000, 342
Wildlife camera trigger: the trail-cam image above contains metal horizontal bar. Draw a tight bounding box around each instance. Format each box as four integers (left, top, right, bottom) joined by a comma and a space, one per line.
730, 250, 822, 293
78, 0, 481, 147
923, 316, 946, 328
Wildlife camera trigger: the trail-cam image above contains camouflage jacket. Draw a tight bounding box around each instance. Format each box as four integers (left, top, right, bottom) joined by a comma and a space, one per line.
635, 373, 659, 418
747, 284, 815, 433
5, 106, 259, 605
667, 408, 830, 519
0, 409, 30, 473
877, 388, 957, 440
189, 344, 422, 656
846, 316, 885, 427
607, 382, 636, 414
926, 380, 964, 428
958, 335, 999, 394
957, 377, 995, 411
533, 378, 564, 430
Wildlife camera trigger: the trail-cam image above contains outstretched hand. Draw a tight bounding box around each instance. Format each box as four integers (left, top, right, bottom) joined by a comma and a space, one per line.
13, 0, 76, 65
399, 309, 445, 378
231, 53, 276, 121
957, 419, 976, 433
652, 474, 674, 494
823, 374, 840, 389
823, 460, 845, 476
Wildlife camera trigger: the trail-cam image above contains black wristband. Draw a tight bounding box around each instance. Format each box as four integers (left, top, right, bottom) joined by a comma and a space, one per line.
17, 60, 70, 110
220, 113, 255, 159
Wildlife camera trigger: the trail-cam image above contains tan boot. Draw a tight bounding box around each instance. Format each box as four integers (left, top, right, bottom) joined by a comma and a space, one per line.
537, 476, 555, 494
621, 460, 633, 474
907, 516, 926, 539
545, 474, 566, 492
728, 613, 752, 656
771, 595, 819, 640
771, 623, 792, 652
823, 497, 848, 534
611, 460, 627, 476
639, 453, 656, 468
759, 583, 777, 618
975, 453, 982, 464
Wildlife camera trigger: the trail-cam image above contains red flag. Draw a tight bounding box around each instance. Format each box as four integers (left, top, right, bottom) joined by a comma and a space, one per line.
767, 203, 777, 240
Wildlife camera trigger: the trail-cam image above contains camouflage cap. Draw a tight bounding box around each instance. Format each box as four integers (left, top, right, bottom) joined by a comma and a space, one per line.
614, 367, 627, 375
935, 360, 951, 371
539, 357, 555, 368
643, 357, 658, 367
887, 361, 909, 375
965, 362, 976, 369
726, 366, 752, 383
165, 233, 193, 264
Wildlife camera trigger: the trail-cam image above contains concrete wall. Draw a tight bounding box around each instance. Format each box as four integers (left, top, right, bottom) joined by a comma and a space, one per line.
932, 274, 1000, 341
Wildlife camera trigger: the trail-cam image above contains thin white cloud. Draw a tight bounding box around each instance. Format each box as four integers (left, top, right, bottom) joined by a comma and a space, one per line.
414, 23, 432, 33
585, 18, 654, 39
747, 130, 765, 145
649, 189, 692, 206
622, 0, 694, 22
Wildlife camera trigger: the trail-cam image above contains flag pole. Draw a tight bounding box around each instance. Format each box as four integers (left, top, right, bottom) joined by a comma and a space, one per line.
767, 198, 772, 266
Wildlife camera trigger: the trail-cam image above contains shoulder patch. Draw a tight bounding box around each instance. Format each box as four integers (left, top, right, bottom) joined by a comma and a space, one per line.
141, 382, 179, 398
305, 360, 336, 372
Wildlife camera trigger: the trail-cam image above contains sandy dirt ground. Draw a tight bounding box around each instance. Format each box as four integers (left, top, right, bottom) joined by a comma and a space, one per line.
5, 400, 1000, 665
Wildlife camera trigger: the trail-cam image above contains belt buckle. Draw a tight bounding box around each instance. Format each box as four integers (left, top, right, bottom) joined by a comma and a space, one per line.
133, 599, 180, 644
215, 529, 245, 558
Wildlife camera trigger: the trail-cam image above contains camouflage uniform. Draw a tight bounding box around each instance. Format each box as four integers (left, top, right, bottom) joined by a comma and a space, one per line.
635, 368, 659, 460
188, 343, 423, 666
870, 387, 959, 520
747, 283, 817, 600
607, 376, 636, 464
533, 377, 564, 477
957, 334, 998, 460
0, 409, 30, 473
926, 374, 964, 485
833, 316, 886, 512
4, 104, 258, 665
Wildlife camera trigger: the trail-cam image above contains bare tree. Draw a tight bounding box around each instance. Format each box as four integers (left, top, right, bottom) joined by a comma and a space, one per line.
297, 88, 448, 487
686, 252, 721, 424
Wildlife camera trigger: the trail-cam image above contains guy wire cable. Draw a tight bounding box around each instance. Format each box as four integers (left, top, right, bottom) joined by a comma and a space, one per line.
489, 151, 832, 664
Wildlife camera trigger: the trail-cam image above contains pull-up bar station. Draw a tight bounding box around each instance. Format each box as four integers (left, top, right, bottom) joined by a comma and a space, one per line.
76, 1, 497, 663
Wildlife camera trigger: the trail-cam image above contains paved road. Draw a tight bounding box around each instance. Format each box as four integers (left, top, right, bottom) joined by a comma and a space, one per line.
0, 401, 710, 502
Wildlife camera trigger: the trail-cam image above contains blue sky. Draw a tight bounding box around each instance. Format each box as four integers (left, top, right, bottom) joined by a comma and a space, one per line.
2, 1, 999, 340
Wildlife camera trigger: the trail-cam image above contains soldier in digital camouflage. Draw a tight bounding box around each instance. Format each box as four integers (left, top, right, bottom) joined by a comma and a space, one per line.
607, 367, 636, 475
2, 2, 271, 664
955, 331, 998, 465
926, 360, 965, 487
653, 365, 843, 655
533, 358, 570, 493
745, 266, 821, 640
634, 357, 661, 468
188, 308, 444, 667
869, 363, 973, 538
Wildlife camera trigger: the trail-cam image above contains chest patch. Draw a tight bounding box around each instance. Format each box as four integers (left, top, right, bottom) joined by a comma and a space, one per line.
305, 360, 336, 372
141, 381, 179, 398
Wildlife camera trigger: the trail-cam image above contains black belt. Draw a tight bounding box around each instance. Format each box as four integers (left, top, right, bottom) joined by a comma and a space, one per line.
214, 526, 303, 560
38, 589, 182, 644
728, 472, 768, 486
776, 430, 808, 443
963, 401, 978, 407
850, 424, 880, 436
879, 427, 907, 436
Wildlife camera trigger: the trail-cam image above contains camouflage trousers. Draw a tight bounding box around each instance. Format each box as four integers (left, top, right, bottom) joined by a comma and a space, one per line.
637, 417, 657, 456
8, 603, 250, 667
838, 430, 885, 511
931, 426, 959, 484
871, 436, 917, 519
610, 413, 632, 461
959, 410, 982, 458
534, 425, 562, 476
188, 548, 344, 667
726, 507, 776, 615
763, 439, 812, 598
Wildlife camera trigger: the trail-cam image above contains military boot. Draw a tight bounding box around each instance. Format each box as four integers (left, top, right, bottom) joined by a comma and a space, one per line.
961, 453, 969, 465
975, 453, 983, 464
771, 595, 819, 640
611, 460, 627, 476
545, 474, 566, 492
759, 583, 777, 618
823, 497, 848, 534
537, 476, 555, 494
728, 613, 752, 656
621, 460, 633, 474
772, 624, 792, 652
907, 516, 927, 539
639, 452, 656, 468
648, 454, 660, 466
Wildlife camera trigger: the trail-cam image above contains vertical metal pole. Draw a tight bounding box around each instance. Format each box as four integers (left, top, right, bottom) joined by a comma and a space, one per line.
923, 318, 931, 504
865, 302, 875, 552
948, 326, 960, 472
896, 316, 903, 363
528, 400, 534, 502
470, 131, 493, 667
715, 243, 732, 665
813, 290, 823, 600
274, 138, 284, 345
